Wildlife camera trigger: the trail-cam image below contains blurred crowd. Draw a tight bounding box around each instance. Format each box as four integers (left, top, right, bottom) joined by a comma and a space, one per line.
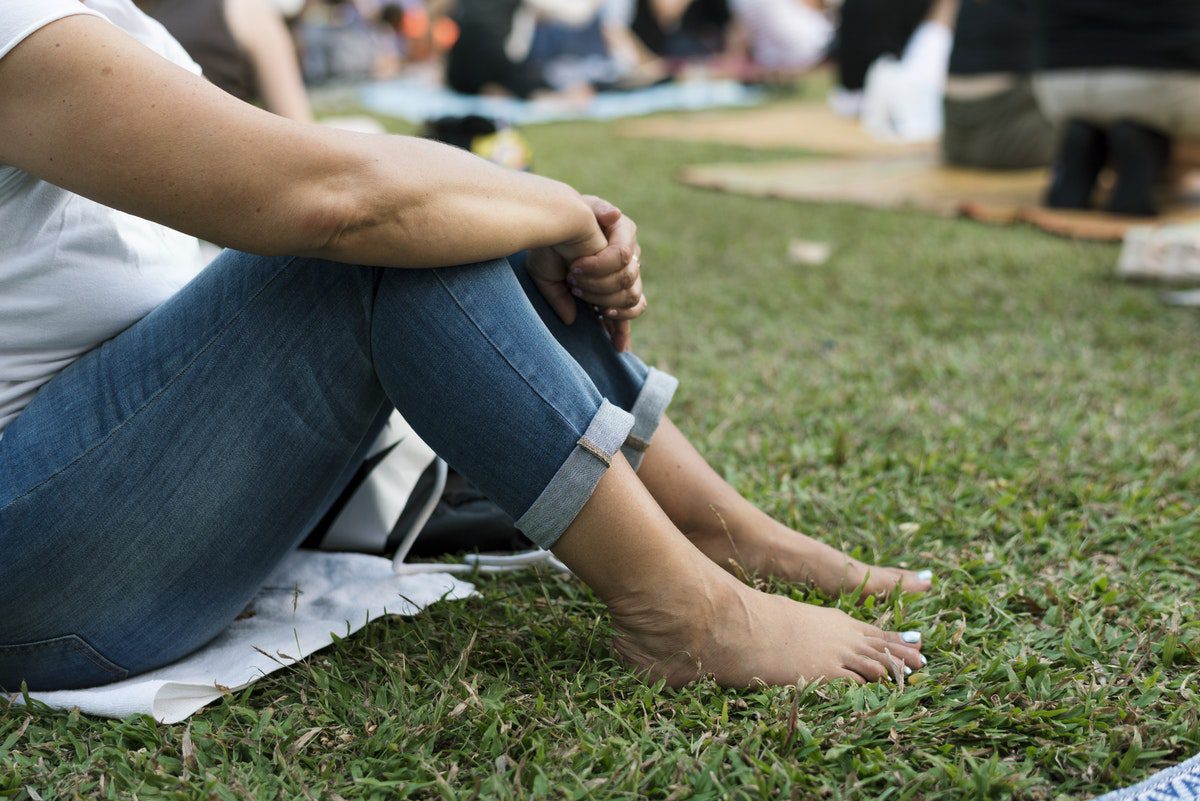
139, 0, 1200, 218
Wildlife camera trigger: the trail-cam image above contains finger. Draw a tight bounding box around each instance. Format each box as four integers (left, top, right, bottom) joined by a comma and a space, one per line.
610, 320, 632, 352
597, 294, 647, 322
570, 256, 640, 295
580, 277, 645, 310
571, 244, 632, 279
599, 316, 631, 352
583, 195, 623, 229
603, 211, 637, 252
571, 216, 638, 276
534, 278, 577, 326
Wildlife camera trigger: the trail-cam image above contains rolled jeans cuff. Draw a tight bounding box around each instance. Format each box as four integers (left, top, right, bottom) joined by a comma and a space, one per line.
515, 400, 635, 549
621, 367, 678, 470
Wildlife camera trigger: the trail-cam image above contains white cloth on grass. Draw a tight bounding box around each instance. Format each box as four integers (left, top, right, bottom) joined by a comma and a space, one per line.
8, 551, 474, 724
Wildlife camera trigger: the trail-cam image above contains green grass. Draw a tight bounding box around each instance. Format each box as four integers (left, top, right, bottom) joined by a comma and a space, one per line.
5, 111, 1200, 801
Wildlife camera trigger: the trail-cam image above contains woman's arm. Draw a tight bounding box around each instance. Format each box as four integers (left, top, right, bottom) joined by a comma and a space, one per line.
0, 14, 606, 267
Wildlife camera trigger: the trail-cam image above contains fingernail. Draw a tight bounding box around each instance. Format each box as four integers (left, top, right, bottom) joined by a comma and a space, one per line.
571, 288, 583, 298
571, 266, 583, 275
901, 631, 921, 644
919, 654, 928, 666
916, 569, 933, 582
903, 666, 913, 676
566, 275, 577, 287
605, 309, 618, 317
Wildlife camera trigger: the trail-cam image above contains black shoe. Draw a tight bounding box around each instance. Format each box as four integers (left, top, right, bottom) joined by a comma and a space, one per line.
1106, 119, 1173, 217
1045, 119, 1108, 210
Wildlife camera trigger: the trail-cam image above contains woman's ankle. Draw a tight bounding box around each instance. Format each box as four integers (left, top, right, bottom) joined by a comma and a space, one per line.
608, 555, 748, 685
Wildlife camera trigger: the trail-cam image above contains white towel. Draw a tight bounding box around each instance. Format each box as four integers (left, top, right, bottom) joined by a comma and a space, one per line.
10, 551, 474, 723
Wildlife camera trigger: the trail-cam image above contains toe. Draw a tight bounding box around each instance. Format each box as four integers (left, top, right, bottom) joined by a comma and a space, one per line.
877, 629, 925, 652
857, 566, 904, 596
832, 668, 868, 685
860, 566, 930, 597
844, 654, 890, 683
897, 568, 933, 593
864, 638, 925, 670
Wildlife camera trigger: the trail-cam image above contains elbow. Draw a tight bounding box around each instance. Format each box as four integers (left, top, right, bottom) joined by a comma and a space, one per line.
292, 172, 380, 260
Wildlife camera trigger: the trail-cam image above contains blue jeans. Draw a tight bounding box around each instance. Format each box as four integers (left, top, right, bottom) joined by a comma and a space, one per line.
0, 251, 676, 691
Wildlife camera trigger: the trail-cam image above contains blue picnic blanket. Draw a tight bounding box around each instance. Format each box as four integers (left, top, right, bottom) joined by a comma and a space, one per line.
1095, 753, 1200, 801
358, 77, 763, 126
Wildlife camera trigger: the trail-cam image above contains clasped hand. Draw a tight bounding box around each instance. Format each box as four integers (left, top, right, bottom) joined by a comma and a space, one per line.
527, 196, 645, 353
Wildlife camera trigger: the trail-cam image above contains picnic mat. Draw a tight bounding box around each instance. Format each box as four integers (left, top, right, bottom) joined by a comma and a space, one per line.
1093, 752, 1200, 801
358, 77, 763, 125
9, 551, 474, 723
618, 101, 933, 158
678, 157, 1200, 242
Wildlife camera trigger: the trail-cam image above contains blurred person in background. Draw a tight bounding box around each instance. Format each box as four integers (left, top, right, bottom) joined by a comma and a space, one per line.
138, 0, 314, 121
853, 0, 957, 141
1035, 0, 1200, 216
727, 0, 832, 75
605, 0, 731, 62
296, 0, 379, 83
830, 0, 931, 117
444, 0, 608, 98
379, 0, 458, 64
941, 0, 1052, 170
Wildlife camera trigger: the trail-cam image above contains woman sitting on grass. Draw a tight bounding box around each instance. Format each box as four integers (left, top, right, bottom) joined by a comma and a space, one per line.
0, 0, 931, 694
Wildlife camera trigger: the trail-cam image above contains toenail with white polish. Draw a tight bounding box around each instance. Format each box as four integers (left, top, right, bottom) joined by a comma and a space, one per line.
919, 654, 928, 666
916, 569, 933, 582
901, 630, 921, 644
904, 666, 913, 676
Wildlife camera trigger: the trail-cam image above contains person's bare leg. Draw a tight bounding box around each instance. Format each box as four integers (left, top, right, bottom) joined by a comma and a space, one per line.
552, 453, 926, 687
634, 418, 933, 597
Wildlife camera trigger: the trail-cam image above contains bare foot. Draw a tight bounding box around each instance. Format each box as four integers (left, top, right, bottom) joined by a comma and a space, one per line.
682, 504, 933, 598
633, 419, 931, 599
610, 568, 926, 687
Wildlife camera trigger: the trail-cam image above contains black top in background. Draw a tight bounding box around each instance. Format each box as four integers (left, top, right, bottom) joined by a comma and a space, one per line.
1037, 0, 1200, 72
834, 0, 933, 90
949, 0, 1039, 76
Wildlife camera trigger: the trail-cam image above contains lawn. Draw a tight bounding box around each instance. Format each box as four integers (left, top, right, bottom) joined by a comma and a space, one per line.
4, 110, 1200, 801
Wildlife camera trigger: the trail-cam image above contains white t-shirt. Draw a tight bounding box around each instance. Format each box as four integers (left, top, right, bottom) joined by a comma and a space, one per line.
0, 0, 205, 435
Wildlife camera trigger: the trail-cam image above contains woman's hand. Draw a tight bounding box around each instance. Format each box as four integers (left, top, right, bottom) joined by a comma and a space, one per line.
527, 196, 646, 352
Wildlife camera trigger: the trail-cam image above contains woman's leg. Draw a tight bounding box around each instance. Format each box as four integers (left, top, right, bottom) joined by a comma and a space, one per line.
555, 456, 926, 688
0, 252, 401, 689
0, 251, 923, 691
508, 256, 932, 597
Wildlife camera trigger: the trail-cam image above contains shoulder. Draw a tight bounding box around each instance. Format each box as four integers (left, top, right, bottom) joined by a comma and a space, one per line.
0, 0, 106, 61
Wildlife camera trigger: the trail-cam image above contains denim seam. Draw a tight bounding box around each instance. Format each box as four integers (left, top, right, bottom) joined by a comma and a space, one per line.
0, 635, 128, 680
0, 257, 300, 515
577, 436, 613, 466
432, 267, 585, 436
66, 637, 129, 680
514, 400, 633, 547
